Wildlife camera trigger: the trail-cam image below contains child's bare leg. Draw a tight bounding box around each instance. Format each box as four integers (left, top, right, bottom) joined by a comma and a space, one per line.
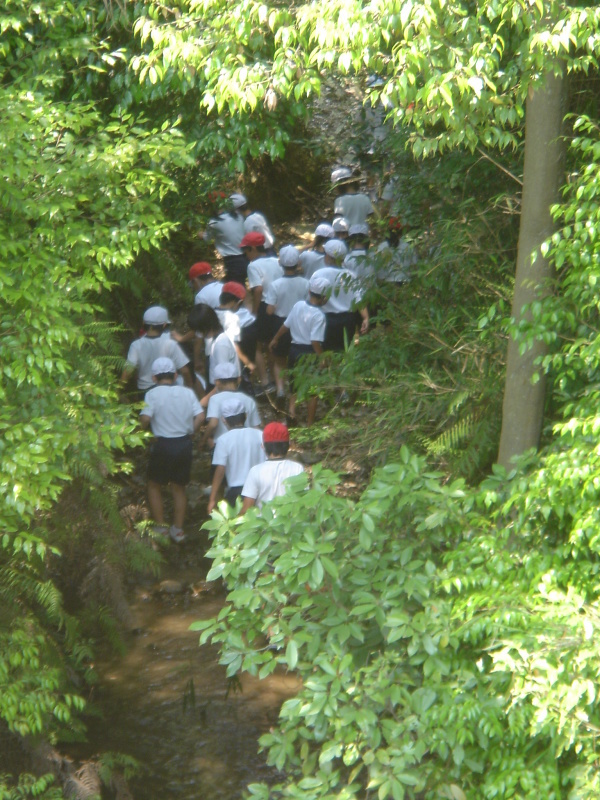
288, 393, 297, 420
255, 346, 268, 385
170, 483, 187, 530
147, 480, 164, 524
307, 396, 318, 426
273, 356, 286, 394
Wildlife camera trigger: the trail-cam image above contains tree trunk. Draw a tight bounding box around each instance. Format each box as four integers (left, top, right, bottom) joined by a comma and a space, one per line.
497, 68, 566, 469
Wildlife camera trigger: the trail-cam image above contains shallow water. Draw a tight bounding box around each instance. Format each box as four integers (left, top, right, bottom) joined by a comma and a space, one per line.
79, 563, 300, 799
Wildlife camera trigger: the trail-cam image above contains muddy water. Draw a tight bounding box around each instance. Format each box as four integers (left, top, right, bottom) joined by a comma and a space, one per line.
81, 561, 300, 799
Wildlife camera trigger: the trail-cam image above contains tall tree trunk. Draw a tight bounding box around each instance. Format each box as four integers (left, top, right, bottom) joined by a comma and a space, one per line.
497, 68, 566, 469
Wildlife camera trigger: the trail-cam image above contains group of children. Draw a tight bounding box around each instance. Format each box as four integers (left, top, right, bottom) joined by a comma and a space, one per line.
128, 347, 303, 541
122, 167, 415, 540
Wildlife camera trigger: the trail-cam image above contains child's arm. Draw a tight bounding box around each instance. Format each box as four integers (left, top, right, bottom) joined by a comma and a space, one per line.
203, 417, 218, 449
193, 413, 204, 434
358, 307, 369, 335
179, 364, 194, 387
251, 285, 262, 315
266, 303, 276, 316
139, 414, 151, 430
201, 386, 217, 409
311, 341, 324, 355
120, 364, 135, 384
208, 465, 226, 513
240, 495, 256, 515
268, 323, 289, 352
171, 330, 195, 344
234, 343, 255, 373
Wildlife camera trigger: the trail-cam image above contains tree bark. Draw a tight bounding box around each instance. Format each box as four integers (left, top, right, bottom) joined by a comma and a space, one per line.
497, 67, 566, 469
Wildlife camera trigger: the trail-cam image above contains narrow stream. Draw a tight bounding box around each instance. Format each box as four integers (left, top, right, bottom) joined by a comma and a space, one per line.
79, 561, 300, 799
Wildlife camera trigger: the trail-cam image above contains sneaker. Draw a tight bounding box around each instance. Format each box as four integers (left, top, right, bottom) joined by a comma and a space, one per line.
150, 524, 169, 536
169, 526, 185, 543
201, 485, 213, 497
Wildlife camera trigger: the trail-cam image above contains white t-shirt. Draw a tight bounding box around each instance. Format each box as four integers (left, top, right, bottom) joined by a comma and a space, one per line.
311, 266, 363, 314
247, 256, 283, 293
205, 213, 245, 257
209, 333, 240, 386
212, 427, 265, 487
264, 275, 309, 318
126, 333, 190, 390
375, 240, 417, 283
206, 390, 262, 440
141, 385, 202, 437
195, 281, 223, 308
343, 249, 373, 282
334, 193, 375, 227
284, 300, 326, 346
298, 250, 325, 279
242, 459, 304, 507
217, 307, 256, 343
244, 212, 275, 248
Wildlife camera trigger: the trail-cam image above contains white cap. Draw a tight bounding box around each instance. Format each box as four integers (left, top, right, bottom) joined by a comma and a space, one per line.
332, 217, 349, 233
143, 306, 170, 325
349, 223, 370, 237
323, 239, 348, 260
315, 223, 334, 238
309, 275, 331, 296
151, 357, 176, 375
213, 362, 239, 381
279, 244, 300, 268
331, 166, 353, 184
221, 397, 246, 418
230, 192, 247, 209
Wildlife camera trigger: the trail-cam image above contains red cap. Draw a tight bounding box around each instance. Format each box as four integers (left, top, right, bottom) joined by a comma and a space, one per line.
240, 232, 265, 249
222, 281, 246, 300
189, 262, 212, 279
263, 422, 290, 443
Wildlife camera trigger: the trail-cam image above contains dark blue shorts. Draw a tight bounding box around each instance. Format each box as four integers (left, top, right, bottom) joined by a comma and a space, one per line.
324, 311, 359, 351
148, 436, 193, 486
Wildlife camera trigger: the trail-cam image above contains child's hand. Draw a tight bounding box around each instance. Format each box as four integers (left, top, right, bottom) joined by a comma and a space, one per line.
207, 498, 216, 513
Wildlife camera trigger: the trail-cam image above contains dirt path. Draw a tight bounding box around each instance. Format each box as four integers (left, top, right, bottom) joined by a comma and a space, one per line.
75, 548, 300, 799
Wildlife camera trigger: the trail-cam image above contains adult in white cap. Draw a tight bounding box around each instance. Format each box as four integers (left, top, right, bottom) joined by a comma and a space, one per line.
264, 245, 309, 398
139, 356, 203, 543
298, 222, 335, 280
312, 240, 369, 351
231, 192, 276, 254
201, 193, 247, 283
121, 306, 192, 395
332, 166, 376, 227
268, 274, 330, 426
343, 223, 373, 282
208, 395, 265, 512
